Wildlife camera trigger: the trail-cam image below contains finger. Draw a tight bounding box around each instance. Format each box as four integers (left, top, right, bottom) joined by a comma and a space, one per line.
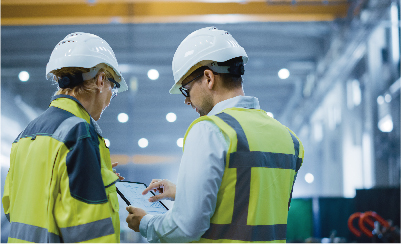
112, 162, 118, 168
149, 193, 164, 202
150, 179, 162, 183
126, 206, 135, 214
126, 214, 135, 230
149, 179, 162, 186
142, 181, 162, 195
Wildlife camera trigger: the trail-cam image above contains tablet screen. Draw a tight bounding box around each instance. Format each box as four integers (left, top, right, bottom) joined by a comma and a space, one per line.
115, 181, 168, 215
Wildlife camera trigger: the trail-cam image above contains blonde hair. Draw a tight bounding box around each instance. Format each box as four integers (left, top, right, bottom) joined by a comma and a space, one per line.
51, 67, 114, 97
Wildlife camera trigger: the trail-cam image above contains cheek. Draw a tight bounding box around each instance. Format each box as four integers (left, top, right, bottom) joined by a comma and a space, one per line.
102, 93, 111, 108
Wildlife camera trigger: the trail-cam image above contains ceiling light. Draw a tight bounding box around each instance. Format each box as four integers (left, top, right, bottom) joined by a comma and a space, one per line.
118, 113, 129, 123
166, 113, 177, 122
104, 138, 110, 147
278, 68, 290, 80
18, 71, 30, 82
385, 94, 392, 103
378, 114, 393, 132
138, 138, 148, 148
266, 112, 274, 118
177, 138, 183, 148
147, 69, 159, 80
377, 95, 384, 105
305, 173, 314, 184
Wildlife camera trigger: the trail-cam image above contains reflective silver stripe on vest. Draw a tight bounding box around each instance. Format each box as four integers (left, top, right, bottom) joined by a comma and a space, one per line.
215, 112, 249, 152
52, 116, 86, 142
60, 217, 114, 243
202, 112, 298, 241
230, 151, 298, 170
90, 116, 103, 136
203, 223, 287, 242
9, 222, 61, 243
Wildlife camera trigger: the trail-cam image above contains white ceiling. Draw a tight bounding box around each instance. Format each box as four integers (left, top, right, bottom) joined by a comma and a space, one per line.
1, 21, 333, 158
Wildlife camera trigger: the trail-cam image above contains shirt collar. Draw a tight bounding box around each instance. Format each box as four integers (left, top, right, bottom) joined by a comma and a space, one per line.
208, 95, 260, 116
50, 95, 103, 136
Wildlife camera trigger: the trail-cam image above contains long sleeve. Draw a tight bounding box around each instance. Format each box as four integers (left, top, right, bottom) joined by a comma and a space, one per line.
54, 124, 119, 243
139, 121, 228, 243
3, 99, 120, 243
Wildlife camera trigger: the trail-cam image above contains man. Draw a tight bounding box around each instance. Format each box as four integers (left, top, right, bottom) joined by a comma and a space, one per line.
2, 32, 127, 242
126, 27, 304, 243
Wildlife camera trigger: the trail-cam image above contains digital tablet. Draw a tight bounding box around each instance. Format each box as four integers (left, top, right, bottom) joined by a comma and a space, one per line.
115, 181, 169, 215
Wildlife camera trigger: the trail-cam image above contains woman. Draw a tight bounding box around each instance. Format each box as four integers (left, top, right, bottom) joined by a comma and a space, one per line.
3, 32, 127, 243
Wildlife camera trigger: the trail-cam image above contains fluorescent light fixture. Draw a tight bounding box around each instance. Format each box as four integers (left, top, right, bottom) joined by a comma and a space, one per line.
278, 68, 290, 79
266, 112, 274, 118
377, 95, 384, 105
362, 133, 373, 188
313, 122, 323, 142
305, 173, 314, 184
104, 138, 110, 147
118, 113, 129, 123
18, 71, 30, 82
147, 69, 159, 80
166, 113, 177, 122
177, 138, 184, 148
378, 114, 393, 132
391, 2, 400, 64
352, 80, 361, 106
138, 138, 149, 148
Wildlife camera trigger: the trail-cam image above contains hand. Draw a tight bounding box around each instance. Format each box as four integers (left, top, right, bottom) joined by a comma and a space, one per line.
112, 162, 125, 180
142, 179, 176, 202
126, 206, 147, 232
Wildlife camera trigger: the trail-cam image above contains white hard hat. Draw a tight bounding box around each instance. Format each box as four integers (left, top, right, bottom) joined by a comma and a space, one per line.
170, 27, 248, 94
46, 32, 128, 92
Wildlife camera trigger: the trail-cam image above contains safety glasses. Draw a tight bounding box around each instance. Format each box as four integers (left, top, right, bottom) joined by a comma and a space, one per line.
179, 74, 203, 97
108, 78, 120, 100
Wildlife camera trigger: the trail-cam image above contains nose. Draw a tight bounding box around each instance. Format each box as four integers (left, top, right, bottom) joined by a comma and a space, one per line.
185, 96, 191, 105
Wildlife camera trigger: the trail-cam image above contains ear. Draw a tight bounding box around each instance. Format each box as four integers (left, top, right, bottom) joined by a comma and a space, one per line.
96, 72, 106, 90
204, 69, 215, 90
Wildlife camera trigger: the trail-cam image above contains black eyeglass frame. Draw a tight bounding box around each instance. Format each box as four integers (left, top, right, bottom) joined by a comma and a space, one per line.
179, 73, 203, 97
108, 78, 120, 100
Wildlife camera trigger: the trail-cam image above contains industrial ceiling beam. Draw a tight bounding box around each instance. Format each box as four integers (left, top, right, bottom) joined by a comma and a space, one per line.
1, 0, 348, 26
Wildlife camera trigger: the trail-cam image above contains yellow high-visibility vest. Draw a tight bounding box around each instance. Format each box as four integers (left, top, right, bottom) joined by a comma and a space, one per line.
2, 95, 120, 243
184, 107, 304, 243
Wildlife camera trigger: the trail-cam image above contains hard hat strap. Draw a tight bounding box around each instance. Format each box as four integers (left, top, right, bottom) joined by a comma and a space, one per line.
58, 73, 84, 89
207, 62, 230, 74
207, 61, 245, 76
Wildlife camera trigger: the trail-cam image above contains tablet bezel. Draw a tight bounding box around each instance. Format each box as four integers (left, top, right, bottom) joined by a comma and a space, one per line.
116, 180, 169, 211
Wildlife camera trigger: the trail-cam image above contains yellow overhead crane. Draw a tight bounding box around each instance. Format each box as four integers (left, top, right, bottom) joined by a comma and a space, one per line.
2, 0, 349, 26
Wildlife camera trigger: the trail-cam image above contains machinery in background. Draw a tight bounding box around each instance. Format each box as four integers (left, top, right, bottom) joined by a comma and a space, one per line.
348, 211, 400, 242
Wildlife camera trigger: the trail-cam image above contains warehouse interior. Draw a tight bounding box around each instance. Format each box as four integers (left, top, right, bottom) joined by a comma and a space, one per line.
1, 0, 400, 242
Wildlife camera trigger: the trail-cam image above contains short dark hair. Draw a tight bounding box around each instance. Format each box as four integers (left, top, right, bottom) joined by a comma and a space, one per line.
191, 57, 244, 90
